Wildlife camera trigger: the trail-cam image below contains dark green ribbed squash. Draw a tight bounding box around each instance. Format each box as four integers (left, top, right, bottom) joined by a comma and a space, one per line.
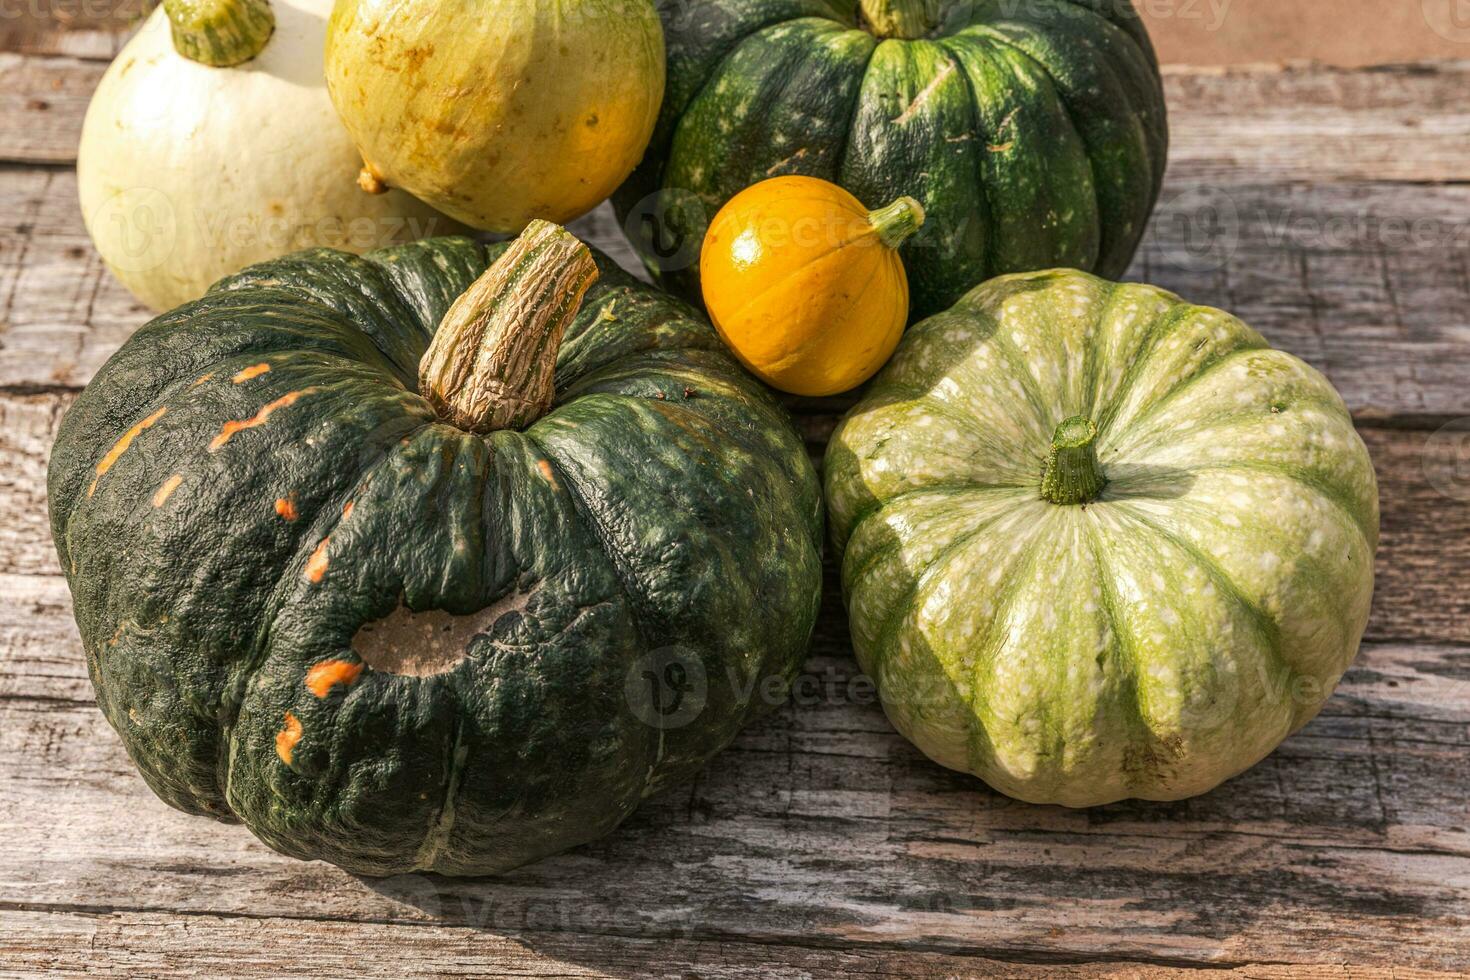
48, 223, 823, 876
614, 0, 1168, 319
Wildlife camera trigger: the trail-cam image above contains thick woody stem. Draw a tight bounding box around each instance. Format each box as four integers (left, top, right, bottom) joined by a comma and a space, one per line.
418, 221, 599, 433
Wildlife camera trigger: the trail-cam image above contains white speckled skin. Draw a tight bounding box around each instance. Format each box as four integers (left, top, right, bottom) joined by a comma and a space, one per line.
825, 269, 1379, 806
77, 0, 456, 312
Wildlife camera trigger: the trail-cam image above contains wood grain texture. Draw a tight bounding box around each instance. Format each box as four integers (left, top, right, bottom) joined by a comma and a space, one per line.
7, 911, 1463, 980
0, 54, 100, 165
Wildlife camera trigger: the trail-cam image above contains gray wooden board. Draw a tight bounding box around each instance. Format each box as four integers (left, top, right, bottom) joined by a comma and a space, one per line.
6, 911, 1465, 980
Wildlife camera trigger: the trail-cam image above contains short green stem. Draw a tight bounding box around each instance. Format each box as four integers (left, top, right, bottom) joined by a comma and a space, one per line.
859, 0, 941, 38
165, 0, 275, 67
868, 196, 926, 250
1040, 416, 1106, 506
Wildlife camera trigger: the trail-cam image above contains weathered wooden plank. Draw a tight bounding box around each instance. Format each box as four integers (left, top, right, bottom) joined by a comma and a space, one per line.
0, 53, 99, 165
4, 167, 1468, 421
1160, 62, 1470, 183
7, 53, 1470, 180
8, 909, 1461, 979
0, 636, 1466, 969
8, 390, 1470, 644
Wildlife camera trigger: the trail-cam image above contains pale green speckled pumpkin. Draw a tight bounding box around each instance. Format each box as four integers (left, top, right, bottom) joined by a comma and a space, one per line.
824, 269, 1378, 806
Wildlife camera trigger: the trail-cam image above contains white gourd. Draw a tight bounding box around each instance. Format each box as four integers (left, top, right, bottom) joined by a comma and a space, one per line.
77, 0, 457, 312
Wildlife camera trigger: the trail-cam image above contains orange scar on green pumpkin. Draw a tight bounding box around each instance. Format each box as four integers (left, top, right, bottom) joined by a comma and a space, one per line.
210, 389, 316, 451
306, 659, 364, 698
276, 711, 303, 764
275, 496, 299, 521
89, 406, 168, 497
232, 363, 272, 383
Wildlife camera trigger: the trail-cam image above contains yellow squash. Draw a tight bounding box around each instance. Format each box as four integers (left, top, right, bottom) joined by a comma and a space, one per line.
700, 176, 924, 397
325, 0, 664, 233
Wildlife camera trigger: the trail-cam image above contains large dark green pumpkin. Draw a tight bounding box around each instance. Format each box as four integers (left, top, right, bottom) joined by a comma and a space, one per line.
615, 0, 1168, 318
48, 235, 823, 876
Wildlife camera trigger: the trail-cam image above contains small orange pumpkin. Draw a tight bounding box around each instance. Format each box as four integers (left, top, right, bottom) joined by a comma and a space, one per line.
699, 176, 925, 397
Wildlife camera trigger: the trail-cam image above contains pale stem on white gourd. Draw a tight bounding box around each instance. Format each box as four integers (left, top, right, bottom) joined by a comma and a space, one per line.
859, 0, 942, 39
867, 196, 927, 250
164, 0, 275, 67
419, 221, 599, 434
1041, 416, 1107, 506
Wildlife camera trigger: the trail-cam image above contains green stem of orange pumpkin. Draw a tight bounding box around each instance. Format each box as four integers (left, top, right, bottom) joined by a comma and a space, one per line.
419, 220, 599, 434
164, 0, 276, 67
859, 0, 941, 39
868, 196, 926, 250
1041, 416, 1107, 506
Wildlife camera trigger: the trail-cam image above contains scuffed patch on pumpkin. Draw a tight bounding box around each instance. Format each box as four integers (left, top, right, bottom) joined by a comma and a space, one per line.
232, 362, 272, 383
209, 389, 318, 451
275, 495, 299, 521
276, 711, 302, 764
353, 590, 530, 677
305, 658, 364, 698
89, 406, 167, 496
894, 61, 955, 126
536, 459, 558, 488
191, 372, 214, 387
152, 473, 184, 507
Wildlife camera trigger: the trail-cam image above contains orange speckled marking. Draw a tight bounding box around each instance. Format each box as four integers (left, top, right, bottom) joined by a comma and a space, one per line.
304, 537, 330, 583
209, 389, 316, 451
191, 372, 214, 387
275, 496, 299, 521
536, 459, 558, 488
232, 362, 271, 383
275, 712, 302, 765
88, 406, 167, 497
151, 474, 183, 507
306, 659, 364, 698
341, 500, 355, 520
